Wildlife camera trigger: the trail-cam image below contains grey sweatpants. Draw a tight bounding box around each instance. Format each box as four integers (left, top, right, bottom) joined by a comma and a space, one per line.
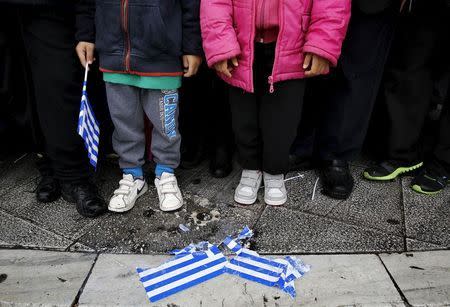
105, 83, 181, 169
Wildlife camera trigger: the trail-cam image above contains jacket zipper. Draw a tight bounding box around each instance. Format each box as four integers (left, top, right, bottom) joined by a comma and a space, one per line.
122, 0, 131, 72
268, 0, 282, 93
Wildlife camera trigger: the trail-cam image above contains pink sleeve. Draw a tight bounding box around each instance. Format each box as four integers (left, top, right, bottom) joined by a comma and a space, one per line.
303, 0, 351, 67
200, 0, 241, 67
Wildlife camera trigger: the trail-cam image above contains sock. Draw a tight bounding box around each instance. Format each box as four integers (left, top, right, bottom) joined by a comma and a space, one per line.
123, 167, 143, 179
155, 164, 174, 178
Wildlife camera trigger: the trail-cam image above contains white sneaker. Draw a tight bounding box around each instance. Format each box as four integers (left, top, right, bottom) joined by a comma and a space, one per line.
109, 174, 148, 212
263, 172, 287, 206
155, 172, 183, 212
234, 170, 262, 205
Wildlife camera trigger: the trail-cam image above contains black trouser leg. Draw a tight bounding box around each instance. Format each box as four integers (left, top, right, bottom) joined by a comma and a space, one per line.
383, 15, 439, 163
433, 87, 450, 172
259, 79, 305, 174
312, 7, 395, 161
229, 87, 262, 171
20, 8, 90, 182
229, 43, 305, 174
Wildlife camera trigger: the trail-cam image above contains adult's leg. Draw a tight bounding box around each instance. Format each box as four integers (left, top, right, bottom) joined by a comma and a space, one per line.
20, 7, 90, 183
433, 89, 450, 171
383, 14, 439, 163
314, 6, 396, 161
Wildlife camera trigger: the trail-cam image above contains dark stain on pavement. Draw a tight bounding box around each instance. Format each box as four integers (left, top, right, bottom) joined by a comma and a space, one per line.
273, 296, 280, 300
0, 274, 7, 283
57, 277, 67, 283
410, 266, 425, 270
386, 219, 400, 225
143, 208, 155, 218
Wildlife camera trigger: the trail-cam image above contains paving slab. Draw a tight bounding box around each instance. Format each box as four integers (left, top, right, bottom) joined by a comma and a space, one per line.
0, 210, 72, 250
77, 186, 261, 253
402, 177, 450, 248
79, 253, 404, 307
286, 167, 403, 236
0, 154, 39, 202
284, 169, 341, 216
2, 181, 100, 240
0, 249, 95, 306
327, 170, 403, 236
253, 206, 404, 253
380, 251, 450, 306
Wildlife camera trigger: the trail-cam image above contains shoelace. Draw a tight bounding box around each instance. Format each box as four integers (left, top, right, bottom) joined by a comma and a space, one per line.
159, 177, 178, 195
114, 178, 136, 196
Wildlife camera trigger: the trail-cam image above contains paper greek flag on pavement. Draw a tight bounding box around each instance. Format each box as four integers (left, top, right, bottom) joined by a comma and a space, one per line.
137, 242, 227, 302
77, 64, 100, 168
222, 226, 310, 298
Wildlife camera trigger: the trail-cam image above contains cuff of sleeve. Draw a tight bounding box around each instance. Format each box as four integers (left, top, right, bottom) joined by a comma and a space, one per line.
303, 45, 338, 67
206, 47, 241, 68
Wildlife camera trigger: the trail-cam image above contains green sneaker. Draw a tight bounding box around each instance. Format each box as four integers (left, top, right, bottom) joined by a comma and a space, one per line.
411, 168, 449, 195
363, 161, 423, 181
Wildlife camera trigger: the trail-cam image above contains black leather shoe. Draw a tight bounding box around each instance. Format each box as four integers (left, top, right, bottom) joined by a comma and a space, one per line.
61, 181, 107, 218
209, 146, 232, 178
36, 176, 61, 203
320, 160, 354, 200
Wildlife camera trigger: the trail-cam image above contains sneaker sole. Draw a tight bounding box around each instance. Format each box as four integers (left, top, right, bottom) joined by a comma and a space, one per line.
108, 183, 149, 213
264, 197, 287, 206
234, 195, 258, 205
411, 184, 442, 195
160, 201, 184, 212
363, 162, 423, 181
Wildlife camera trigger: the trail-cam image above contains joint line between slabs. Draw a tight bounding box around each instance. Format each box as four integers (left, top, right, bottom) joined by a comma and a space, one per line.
71, 252, 100, 307
376, 254, 412, 307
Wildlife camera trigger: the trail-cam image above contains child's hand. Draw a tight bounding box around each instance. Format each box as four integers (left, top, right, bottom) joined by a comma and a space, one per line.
303, 53, 330, 77
183, 55, 202, 77
214, 57, 239, 78
76, 42, 95, 68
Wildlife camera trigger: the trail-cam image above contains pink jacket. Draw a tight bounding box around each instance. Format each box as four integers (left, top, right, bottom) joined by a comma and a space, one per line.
200, 0, 351, 93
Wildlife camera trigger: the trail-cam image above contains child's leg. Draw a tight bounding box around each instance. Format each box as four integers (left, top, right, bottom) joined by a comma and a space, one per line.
229, 88, 263, 205
259, 79, 306, 206
105, 83, 146, 174
142, 89, 183, 211
259, 80, 306, 175
229, 87, 261, 170
105, 83, 148, 212
141, 89, 181, 176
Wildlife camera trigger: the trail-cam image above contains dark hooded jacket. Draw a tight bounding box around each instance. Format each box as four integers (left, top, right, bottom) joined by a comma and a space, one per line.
78, 0, 202, 76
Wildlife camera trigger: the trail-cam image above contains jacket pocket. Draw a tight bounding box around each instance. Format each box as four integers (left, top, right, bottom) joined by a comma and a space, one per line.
95, 1, 123, 55
129, 5, 173, 58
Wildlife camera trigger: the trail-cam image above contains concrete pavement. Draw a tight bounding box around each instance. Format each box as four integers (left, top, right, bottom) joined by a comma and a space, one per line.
1, 249, 449, 306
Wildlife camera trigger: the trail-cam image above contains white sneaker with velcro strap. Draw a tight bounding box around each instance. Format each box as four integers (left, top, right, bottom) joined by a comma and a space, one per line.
109, 174, 148, 213
155, 172, 183, 212
263, 172, 287, 206
234, 169, 262, 205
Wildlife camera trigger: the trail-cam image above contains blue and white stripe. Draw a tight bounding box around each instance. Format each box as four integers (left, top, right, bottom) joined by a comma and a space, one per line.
222, 227, 310, 298
137, 244, 227, 302
77, 66, 100, 168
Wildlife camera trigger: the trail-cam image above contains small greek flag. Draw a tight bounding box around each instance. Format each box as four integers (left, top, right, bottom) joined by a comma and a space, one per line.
223, 227, 310, 298
137, 242, 227, 302
77, 65, 100, 168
